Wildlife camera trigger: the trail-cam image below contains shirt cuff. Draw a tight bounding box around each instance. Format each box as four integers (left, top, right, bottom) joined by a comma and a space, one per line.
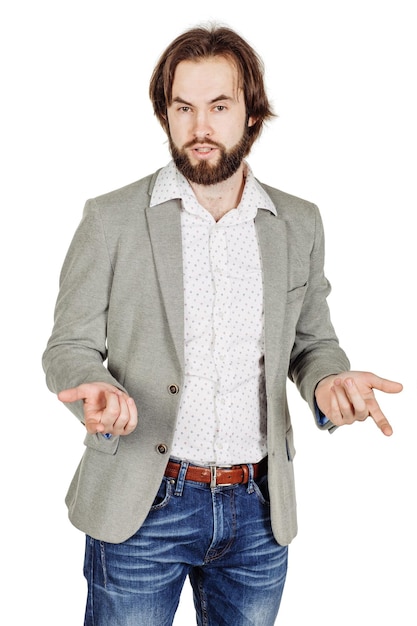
315, 400, 329, 426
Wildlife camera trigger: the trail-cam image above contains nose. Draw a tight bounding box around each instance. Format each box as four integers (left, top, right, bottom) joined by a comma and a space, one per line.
192, 110, 212, 138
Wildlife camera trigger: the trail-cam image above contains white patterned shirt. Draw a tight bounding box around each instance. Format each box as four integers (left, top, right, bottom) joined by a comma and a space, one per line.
150, 161, 277, 465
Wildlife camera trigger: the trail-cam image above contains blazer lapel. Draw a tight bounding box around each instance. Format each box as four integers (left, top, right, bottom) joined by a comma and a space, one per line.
255, 208, 288, 390
145, 196, 288, 381
146, 199, 185, 370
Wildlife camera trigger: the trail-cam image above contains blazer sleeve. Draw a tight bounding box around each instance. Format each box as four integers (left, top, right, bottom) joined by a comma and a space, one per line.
288, 204, 350, 424
42, 199, 126, 421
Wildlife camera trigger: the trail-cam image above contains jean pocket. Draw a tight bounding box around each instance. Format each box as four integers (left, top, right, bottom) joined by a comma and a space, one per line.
252, 474, 270, 506
150, 477, 173, 511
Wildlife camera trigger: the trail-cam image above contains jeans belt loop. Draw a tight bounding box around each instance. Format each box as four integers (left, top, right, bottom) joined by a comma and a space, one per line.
246, 463, 255, 494
174, 460, 189, 496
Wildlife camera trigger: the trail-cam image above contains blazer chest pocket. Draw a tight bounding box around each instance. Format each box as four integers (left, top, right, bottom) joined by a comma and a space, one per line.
83, 432, 120, 455
285, 426, 296, 462
286, 282, 307, 304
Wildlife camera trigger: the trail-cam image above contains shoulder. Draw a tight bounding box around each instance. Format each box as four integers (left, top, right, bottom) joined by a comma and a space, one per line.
258, 180, 323, 235
85, 171, 160, 217
258, 181, 319, 218
257, 182, 324, 250
76, 171, 162, 247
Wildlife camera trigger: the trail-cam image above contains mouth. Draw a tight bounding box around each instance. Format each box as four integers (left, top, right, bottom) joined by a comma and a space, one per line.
189, 144, 220, 160
193, 147, 215, 153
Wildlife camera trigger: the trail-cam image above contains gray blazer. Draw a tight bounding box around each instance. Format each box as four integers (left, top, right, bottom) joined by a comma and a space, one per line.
42, 170, 350, 546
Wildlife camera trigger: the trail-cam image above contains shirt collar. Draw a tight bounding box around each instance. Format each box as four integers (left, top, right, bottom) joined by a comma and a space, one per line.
150, 160, 277, 217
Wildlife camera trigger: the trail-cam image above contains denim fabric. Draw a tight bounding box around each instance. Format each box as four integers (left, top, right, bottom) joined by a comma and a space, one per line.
83, 464, 288, 625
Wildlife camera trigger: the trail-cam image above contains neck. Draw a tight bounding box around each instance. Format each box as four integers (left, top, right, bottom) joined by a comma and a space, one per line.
188, 165, 246, 222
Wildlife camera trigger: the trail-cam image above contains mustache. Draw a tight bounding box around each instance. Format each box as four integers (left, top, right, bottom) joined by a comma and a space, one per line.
183, 138, 224, 150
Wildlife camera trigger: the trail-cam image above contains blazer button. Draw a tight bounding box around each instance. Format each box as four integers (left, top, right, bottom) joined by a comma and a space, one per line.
168, 384, 179, 395
157, 443, 169, 455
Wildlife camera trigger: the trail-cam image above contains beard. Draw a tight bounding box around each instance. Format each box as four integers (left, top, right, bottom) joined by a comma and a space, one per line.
168, 129, 250, 186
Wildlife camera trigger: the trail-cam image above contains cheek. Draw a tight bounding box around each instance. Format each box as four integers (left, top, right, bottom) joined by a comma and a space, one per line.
168, 122, 190, 149
166, 111, 178, 136
227, 120, 249, 146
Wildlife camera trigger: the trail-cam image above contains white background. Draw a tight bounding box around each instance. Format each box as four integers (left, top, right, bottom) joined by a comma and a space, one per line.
1, 1, 416, 624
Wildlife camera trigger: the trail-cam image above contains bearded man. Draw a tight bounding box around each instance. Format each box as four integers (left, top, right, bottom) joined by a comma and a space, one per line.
43, 24, 402, 626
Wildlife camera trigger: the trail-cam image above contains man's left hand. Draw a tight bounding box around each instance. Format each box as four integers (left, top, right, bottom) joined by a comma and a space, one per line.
315, 372, 403, 436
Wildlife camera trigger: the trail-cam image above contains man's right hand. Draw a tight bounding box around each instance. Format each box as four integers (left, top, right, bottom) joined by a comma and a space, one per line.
58, 382, 138, 436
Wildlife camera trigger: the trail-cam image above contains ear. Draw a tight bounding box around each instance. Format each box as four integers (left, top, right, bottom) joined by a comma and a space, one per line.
247, 115, 258, 128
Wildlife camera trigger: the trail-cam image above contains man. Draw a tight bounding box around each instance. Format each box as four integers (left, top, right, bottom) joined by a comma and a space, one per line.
42, 25, 402, 625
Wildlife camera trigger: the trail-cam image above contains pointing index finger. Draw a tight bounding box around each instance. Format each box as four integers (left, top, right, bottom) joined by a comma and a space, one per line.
367, 398, 393, 436
58, 386, 84, 403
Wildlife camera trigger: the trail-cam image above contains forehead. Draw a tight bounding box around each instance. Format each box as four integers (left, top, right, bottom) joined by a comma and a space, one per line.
171, 56, 241, 100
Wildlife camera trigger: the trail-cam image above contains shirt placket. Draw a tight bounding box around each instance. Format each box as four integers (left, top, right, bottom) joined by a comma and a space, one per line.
209, 225, 231, 463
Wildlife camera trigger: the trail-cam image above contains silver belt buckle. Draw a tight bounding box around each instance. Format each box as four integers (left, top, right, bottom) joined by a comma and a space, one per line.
209, 464, 217, 488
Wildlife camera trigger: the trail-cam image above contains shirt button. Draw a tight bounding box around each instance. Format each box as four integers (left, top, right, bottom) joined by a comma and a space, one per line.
157, 443, 169, 455
168, 384, 179, 394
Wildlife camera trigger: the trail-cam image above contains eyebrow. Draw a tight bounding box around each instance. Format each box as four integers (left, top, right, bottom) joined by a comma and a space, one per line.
171, 94, 234, 106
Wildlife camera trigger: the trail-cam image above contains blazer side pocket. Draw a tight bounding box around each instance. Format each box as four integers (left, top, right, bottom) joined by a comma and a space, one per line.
83, 432, 120, 455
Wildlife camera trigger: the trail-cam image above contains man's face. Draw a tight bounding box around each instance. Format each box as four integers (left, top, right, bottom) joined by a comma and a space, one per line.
166, 57, 256, 185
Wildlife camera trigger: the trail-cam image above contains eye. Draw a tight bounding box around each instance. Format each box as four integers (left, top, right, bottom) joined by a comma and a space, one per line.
214, 105, 226, 112
179, 106, 191, 113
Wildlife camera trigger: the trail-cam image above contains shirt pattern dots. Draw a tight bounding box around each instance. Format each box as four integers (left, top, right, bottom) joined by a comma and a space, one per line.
150, 161, 277, 465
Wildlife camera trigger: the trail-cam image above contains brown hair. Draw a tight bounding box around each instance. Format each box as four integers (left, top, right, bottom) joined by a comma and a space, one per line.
149, 24, 275, 152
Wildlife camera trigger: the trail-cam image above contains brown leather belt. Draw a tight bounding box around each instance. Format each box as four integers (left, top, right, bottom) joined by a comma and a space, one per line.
165, 457, 267, 487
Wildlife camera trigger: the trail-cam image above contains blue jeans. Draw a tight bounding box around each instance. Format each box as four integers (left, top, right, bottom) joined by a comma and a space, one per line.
83, 462, 288, 625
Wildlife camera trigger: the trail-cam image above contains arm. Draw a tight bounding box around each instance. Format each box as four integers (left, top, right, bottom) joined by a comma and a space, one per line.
288, 204, 350, 419
42, 199, 127, 422
287, 205, 402, 431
